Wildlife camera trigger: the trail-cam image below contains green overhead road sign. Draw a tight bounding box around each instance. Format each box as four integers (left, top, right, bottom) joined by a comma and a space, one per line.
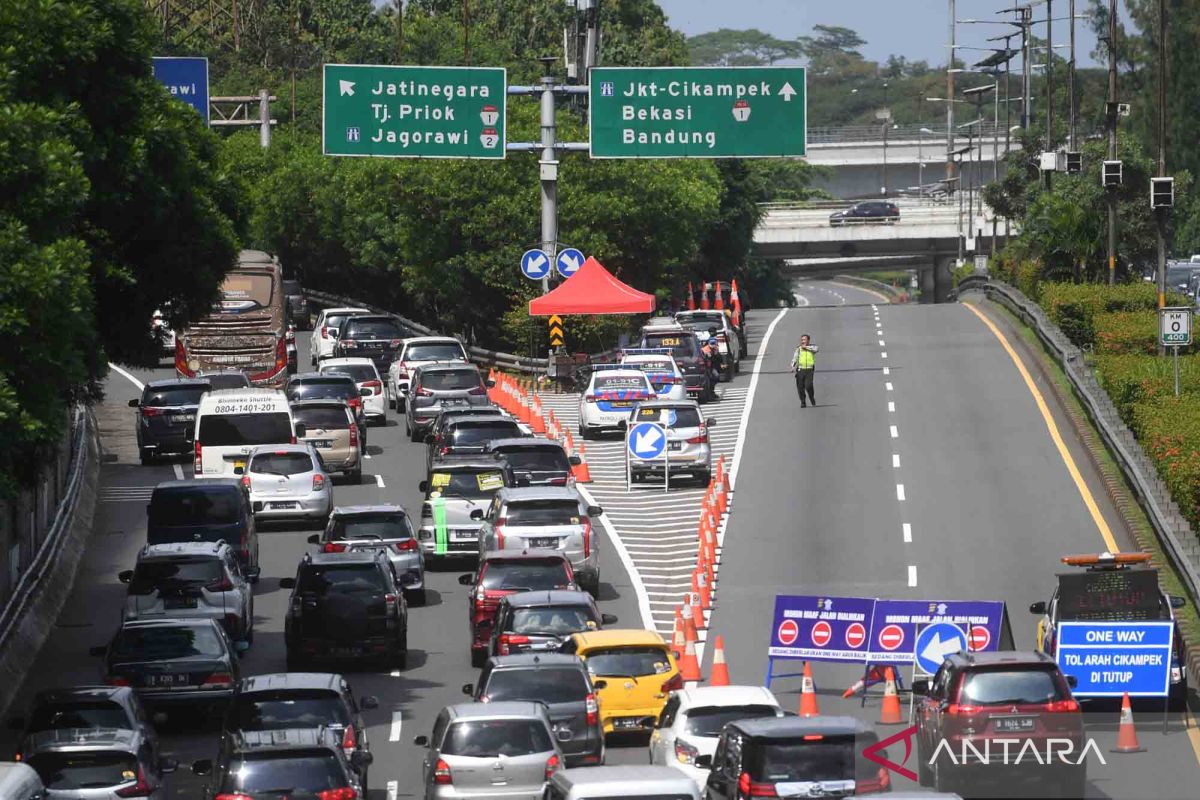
589, 66, 807, 158
323, 64, 506, 159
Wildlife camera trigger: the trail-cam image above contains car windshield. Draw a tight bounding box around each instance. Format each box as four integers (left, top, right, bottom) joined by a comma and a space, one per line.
958, 668, 1065, 705
594, 375, 651, 393
421, 370, 481, 391
229, 691, 351, 730
510, 605, 595, 635
406, 343, 466, 361
323, 364, 377, 383
344, 320, 402, 338
684, 705, 778, 737
223, 753, 346, 792
633, 406, 702, 428
1166, 265, 1196, 288
330, 512, 413, 541
198, 413, 293, 446
294, 406, 351, 429
498, 448, 570, 473
505, 500, 580, 526
441, 719, 552, 758
450, 422, 521, 445
746, 736, 858, 783
428, 470, 505, 498
142, 386, 208, 407
483, 667, 589, 703
325, 313, 364, 331
128, 557, 224, 595
250, 452, 314, 476
289, 380, 357, 402
28, 701, 130, 733
296, 564, 386, 596
148, 488, 241, 526
642, 333, 699, 359
282, 280, 302, 295
111, 624, 225, 659
200, 374, 250, 390
220, 273, 274, 309
27, 751, 139, 791
585, 646, 671, 678
479, 562, 572, 592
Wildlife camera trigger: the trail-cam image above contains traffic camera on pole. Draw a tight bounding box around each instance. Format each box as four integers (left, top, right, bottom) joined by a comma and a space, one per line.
1065, 151, 1082, 174
1151, 176, 1175, 209
1102, 160, 1123, 188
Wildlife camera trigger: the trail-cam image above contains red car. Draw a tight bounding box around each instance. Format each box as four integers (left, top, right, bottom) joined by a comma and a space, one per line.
458, 551, 577, 667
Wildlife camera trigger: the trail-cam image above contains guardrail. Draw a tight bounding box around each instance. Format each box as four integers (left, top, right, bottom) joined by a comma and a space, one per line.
807, 123, 1005, 144
833, 274, 909, 301
955, 276, 1200, 606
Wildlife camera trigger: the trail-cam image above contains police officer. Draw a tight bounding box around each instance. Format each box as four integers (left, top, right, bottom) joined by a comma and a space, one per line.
791, 334, 818, 407
700, 336, 720, 396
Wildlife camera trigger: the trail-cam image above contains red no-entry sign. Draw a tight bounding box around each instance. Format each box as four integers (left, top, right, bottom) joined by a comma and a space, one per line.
878, 624, 905, 651
811, 620, 832, 647
777, 619, 799, 646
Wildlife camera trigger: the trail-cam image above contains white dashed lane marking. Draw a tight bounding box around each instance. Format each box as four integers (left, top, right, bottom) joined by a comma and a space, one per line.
890, 425, 899, 438
389, 711, 403, 742
903, 523, 913, 543
908, 565, 918, 587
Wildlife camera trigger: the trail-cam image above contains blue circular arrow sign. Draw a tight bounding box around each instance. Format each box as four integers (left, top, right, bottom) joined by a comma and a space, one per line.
556, 247, 585, 278
627, 422, 667, 460
521, 248, 551, 280
914, 622, 968, 675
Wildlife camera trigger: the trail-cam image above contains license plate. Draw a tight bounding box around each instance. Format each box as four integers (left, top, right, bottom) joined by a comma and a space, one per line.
452, 531, 477, 542
993, 717, 1036, 732
530, 537, 559, 548
147, 674, 188, 687
270, 501, 298, 510
668, 441, 682, 451
443, 398, 468, 407
311, 439, 333, 448
367, 342, 384, 349
172, 413, 195, 422
607, 401, 631, 408
331, 646, 363, 657
164, 596, 197, 609
613, 717, 644, 730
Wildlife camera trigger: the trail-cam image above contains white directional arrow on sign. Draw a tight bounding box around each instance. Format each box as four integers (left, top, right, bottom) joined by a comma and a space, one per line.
635, 426, 663, 454
558, 252, 582, 274
921, 631, 963, 667
779, 82, 797, 102
339, 80, 356, 97
529, 253, 547, 272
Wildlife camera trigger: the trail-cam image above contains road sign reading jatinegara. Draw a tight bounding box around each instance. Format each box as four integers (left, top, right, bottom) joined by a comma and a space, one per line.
589, 66, 806, 158
323, 64, 506, 159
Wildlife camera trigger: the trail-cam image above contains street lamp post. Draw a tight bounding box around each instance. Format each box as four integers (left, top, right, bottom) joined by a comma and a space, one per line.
919, 127, 935, 198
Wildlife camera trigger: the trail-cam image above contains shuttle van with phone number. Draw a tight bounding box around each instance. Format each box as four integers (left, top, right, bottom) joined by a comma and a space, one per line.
194, 389, 302, 477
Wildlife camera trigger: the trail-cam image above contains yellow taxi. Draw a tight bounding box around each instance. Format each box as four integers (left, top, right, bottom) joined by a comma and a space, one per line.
562, 629, 680, 735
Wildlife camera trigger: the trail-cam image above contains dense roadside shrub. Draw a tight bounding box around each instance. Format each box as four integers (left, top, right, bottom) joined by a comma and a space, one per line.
1040, 282, 1168, 348
1131, 395, 1200, 529
1093, 311, 1160, 355
1095, 354, 1200, 424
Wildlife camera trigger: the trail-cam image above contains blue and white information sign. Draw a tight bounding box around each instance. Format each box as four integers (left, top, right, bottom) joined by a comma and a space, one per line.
627, 422, 666, 460
152, 57, 210, 122
914, 622, 968, 675
1056, 621, 1174, 697
557, 248, 584, 277
520, 249, 551, 281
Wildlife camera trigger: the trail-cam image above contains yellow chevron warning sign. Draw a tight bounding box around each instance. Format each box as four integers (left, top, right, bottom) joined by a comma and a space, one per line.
549, 314, 564, 347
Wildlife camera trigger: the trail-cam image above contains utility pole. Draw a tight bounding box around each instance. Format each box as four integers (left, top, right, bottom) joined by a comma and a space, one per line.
539, 57, 557, 295
947, 0, 956, 181
1068, 0, 1077, 150
462, 0, 470, 65
1045, 0, 1053, 150
395, 0, 404, 61
1022, 6, 1033, 131
1155, 0, 1168, 310
1106, 0, 1118, 285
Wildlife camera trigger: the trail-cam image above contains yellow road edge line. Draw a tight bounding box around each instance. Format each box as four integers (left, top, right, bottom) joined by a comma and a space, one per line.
965, 301, 1200, 763
827, 280, 892, 304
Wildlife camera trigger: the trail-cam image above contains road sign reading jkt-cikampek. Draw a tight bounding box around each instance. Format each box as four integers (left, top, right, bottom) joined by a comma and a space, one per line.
1160, 307, 1192, 346
323, 64, 506, 159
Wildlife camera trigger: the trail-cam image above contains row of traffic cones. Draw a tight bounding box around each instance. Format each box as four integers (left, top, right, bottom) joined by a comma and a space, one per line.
790, 662, 905, 722
486, 368, 591, 483
684, 279, 743, 327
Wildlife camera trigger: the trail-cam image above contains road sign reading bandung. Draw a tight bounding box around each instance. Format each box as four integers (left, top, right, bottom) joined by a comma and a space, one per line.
1056, 621, 1174, 697
1159, 307, 1192, 346
152, 57, 209, 122
589, 66, 807, 158
323, 64, 506, 159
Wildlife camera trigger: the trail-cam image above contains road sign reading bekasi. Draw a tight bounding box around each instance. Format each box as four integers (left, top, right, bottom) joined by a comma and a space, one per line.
323, 65, 506, 159
589, 66, 806, 158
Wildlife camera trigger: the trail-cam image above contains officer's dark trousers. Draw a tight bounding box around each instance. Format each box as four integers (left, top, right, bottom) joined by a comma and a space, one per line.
795, 368, 815, 406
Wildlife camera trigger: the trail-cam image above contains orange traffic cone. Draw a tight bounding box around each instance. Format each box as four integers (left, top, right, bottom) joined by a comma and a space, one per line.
671, 610, 686, 660
731, 279, 742, 328
1111, 693, 1145, 753
799, 662, 820, 716
695, 570, 711, 610
530, 402, 547, 434
710, 635, 731, 686
686, 281, 696, 311
714, 283, 725, 310
842, 666, 887, 699
878, 667, 904, 725
679, 636, 702, 683
691, 592, 706, 631
700, 282, 710, 310
572, 443, 592, 483
682, 598, 698, 643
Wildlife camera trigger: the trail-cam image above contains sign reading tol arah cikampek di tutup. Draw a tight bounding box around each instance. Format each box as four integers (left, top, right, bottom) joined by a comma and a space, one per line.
323, 65, 506, 158
589, 66, 807, 158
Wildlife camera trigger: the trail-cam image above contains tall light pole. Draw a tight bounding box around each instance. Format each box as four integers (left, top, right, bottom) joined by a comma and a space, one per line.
947, 0, 956, 182
1155, 0, 1168, 310
919, 127, 935, 198
1106, 0, 1118, 285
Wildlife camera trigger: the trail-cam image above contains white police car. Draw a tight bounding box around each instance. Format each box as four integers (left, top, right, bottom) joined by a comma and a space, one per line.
578, 366, 654, 440
620, 348, 687, 401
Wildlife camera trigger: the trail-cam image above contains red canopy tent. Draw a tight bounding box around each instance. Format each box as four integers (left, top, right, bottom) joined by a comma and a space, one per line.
528, 256, 656, 316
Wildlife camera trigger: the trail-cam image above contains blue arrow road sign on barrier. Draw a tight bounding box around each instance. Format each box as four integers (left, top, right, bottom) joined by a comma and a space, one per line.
152, 57, 210, 122
628, 422, 666, 460
557, 248, 584, 277
1056, 621, 1174, 697
521, 249, 551, 280
914, 622, 968, 675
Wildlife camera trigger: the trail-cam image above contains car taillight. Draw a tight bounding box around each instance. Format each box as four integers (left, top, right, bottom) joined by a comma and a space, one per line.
313, 473, 326, 491
317, 789, 358, 800
434, 758, 453, 785
363, 380, 382, 395
348, 396, 363, 410
497, 634, 530, 655
398, 365, 410, 378
349, 424, 359, 448
249, 336, 288, 382
115, 766, 154, 797
416, 386, 433, 397
661, 672, 683, 693
140, 406, 166, 417
394, 539, 418, 552
586, 692, 599, 726
687, 425, 708, 445
194, 440, 203, 475
854, 767, 891, 794
241, 474, 251, 490
582, 517, 592, 558
389, 339, 402, 348
203, 672, 234, 687
215, 795, 254, 800
105, 677, 130, 687
385, 593, 398, 606
738, 771, 778, 797
323, 542, 348, 553
494, 521, 506, 549
439, 446, 450, 456
175, 340, 192, 376
1047, 699, 1080, 713
207, 576, 235, 592
321, 325, 330, 339
544, 753, 560, 780
674, 738, 699, 765
342, 725, 357, 754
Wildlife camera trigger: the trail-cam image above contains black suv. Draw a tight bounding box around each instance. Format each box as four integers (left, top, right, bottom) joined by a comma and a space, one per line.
426, 415, 525, 472
700, 715, 889, 798
281, 551, 409, 670
489, 589, 615, 656
829, 200, 901, 225
639, 325, 714, 402
333, 314, 405, 371
282, 279, 310, 329
224, 672, 378, 790
193, 726, 369, 798
129, 378, 211, 464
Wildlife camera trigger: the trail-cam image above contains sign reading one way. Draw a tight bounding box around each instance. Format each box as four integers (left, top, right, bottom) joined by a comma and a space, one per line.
589, 66, 807, 158
323, 65, 506, 159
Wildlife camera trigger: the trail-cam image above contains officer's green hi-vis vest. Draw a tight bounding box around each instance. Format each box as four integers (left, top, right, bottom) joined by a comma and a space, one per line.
794, 347, 815, 369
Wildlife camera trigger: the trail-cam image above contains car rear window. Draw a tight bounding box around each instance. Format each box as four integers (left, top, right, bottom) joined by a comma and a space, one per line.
958, 668, 1065, 706
149, 488, 242, 526
510, 605, 595, 635
632, 406, 702, 427
200, 373, 251, 390
325, 313, 362, 331
250, 451, 314, 476
343, 319, 403, 338
142, 386, 209, 407
128, 557, 224, 595
288, 379, 357, 402
594, 374, 651, 392
294, 406, 352, 429
479, 561, 571, 592
222, 752, 347, 793
677, 319, 722, 334
450, 421, 522, 445
441, 719, 552, 757
684, 705, 778, 737
406, 343, 466, 361
746, 736, 859, 783
428, 469, 506, 498
111, 624, 225, 659
198, 413, 293, 446
505, 500, 580, 526
296, 564, 387, 596
323, 364, 377, 382
229, 690, 351, 731
27, 751, 139, 791
497, 447, 570, 473
483, 667, 589, 704
28, 701, 130, 733
642, 333, 699, 358
330, 512, 414, 542
585, 646, 671, 678
421, 369, 481, 391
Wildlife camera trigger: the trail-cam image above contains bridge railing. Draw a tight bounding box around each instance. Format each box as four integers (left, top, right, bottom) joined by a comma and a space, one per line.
807, 122, 1005, 144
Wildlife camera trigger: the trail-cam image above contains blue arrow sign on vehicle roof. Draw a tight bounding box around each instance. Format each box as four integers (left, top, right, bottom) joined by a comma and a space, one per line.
914, 622, 968, 675
628, 422, 667, 460
557, 248, 584, 277
521, 249, 551, 280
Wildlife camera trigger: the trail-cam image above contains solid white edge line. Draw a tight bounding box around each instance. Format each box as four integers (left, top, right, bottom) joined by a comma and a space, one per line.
375, 474, 385, 488
903, 523, 913, 543
908, 565, 918, 587
577, 482, 654, 630
173, 463, 184, 480
729, 308, 789, 493
109, 363, 145, 391
389, 710, 403, 742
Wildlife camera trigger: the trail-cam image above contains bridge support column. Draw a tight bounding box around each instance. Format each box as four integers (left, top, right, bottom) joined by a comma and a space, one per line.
933, 255, 956, 303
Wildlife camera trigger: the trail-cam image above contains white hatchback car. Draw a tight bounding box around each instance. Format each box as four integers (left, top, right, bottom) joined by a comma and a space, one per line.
387, 336, 469, 412
310, 306, 370, 365
620, 349, 687, 401
242, 443, 333, 524
577, 366, 654, 439
648, 685, 784, 788
319, 357, 387, 424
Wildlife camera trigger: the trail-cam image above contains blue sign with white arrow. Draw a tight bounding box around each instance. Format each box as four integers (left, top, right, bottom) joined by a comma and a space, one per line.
1056, 621, 1174, 697
557, 248, 584, 277
521, 249, 551, 281
627, 422, 667, 460
152, 57, 210, 123
914, 622, 968, 675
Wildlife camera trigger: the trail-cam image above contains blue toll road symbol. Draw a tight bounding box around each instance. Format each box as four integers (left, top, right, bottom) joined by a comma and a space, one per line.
521, 249, 551, 281
557, 248, 585, 277
914, 622, 968, 675
628, 422, 667, 460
